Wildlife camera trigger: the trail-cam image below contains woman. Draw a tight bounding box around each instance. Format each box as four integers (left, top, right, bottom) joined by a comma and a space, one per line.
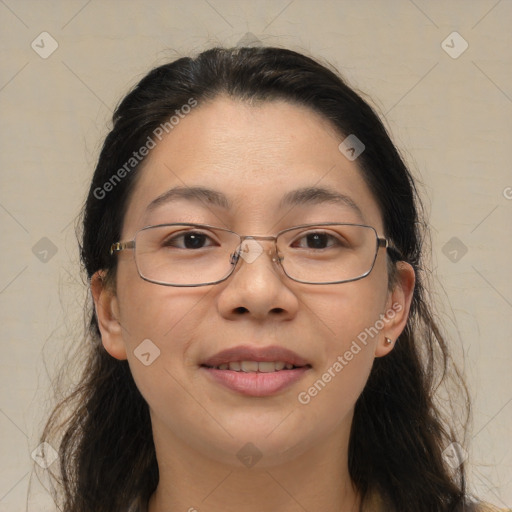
38, 46, 508, 512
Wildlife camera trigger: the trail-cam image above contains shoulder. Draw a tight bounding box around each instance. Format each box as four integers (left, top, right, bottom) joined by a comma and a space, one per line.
460, 499, 511, 512
474, 504, 512, 512
365, 491, 510, 512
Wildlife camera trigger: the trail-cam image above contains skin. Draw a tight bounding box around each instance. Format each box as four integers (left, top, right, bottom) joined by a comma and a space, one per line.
92, 96, 415, 512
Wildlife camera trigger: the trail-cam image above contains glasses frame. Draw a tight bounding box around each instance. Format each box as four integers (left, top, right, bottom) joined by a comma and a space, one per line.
110, 222, 403, 287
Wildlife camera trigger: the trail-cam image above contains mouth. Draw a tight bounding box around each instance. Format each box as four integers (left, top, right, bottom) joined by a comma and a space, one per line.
200, 345, 312, 397
202, 361, 306, 372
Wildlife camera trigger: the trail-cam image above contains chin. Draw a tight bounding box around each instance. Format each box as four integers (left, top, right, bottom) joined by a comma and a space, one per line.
189, 422, 316, 470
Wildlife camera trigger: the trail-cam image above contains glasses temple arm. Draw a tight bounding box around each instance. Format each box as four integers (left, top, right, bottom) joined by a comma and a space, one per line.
110, 240, 135, 255
378, 237, 404, 262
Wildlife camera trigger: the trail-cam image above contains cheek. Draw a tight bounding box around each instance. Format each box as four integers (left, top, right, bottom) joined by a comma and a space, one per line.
305, 261, 390, 351
114, 280, 215, 443
295, 261, 389, 407
117, 270, 208, 347
114, 271, 210, 391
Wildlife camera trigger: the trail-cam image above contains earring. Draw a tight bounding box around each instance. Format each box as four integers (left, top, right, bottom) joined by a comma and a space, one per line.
385, 337, 393, 345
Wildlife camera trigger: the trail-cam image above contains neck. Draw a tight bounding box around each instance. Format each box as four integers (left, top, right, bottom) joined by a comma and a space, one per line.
147, 415, 360, 512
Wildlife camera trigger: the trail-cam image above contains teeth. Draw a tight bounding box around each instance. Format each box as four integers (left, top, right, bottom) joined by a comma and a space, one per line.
241, 361, 259, 372
212, 361, 296, 372
258, 362, 277, 373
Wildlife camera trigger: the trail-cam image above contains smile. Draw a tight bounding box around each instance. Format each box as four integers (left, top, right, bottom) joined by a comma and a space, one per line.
203, 361, 303, 372
200, 344, 312, 396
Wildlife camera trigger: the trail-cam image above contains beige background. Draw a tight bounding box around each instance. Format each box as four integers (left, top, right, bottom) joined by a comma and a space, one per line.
0, 1, 511, 510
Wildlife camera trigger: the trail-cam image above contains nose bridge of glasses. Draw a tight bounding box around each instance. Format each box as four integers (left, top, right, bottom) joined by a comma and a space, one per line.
232, 234, 282, 266
242, 234, 277, 242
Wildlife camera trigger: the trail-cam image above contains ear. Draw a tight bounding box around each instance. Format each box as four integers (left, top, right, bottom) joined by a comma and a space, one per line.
375, 261, 416, 357
90, 270, 127, 360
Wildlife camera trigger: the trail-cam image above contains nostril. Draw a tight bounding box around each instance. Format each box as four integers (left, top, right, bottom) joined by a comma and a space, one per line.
234, 306, 248, 314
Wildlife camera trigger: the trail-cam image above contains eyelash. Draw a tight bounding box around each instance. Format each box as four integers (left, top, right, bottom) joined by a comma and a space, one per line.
161, 229, 346, 250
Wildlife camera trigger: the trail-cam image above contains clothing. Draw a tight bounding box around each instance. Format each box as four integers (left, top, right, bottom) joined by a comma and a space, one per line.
364, 490, 510, 512
129, 492, 510, 512
364, 494, 512, 512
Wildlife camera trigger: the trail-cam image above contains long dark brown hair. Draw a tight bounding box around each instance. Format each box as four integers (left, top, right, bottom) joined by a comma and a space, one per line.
37, 46, 470, 512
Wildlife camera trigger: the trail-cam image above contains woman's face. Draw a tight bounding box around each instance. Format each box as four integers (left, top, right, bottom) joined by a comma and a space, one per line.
95, 96, 413, 468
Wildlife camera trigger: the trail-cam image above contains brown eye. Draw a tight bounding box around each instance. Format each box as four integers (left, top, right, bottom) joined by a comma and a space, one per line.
292, 231, 343, 250
163, 231, 215, 249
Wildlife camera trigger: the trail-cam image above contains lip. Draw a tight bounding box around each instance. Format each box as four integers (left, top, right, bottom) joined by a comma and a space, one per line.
200, 345, 311, 397
201, 345, 310, 368
201, 366, 310, 397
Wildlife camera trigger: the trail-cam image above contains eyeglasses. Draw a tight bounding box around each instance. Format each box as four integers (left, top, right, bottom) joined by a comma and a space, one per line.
110, 222, 402, 287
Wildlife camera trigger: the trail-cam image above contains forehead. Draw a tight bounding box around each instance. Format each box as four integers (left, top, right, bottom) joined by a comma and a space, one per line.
122, 96, 383, 234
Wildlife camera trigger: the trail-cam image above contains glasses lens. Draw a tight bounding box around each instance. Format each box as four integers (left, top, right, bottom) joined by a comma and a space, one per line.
134, 225, 239, 286
132, 223, 379, 286
277, 224, 378, 284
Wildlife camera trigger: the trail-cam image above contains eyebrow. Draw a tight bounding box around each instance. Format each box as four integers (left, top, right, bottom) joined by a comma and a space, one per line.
278, 186, 364, 220
145, 186, 231, 213
145, 185, 364, 220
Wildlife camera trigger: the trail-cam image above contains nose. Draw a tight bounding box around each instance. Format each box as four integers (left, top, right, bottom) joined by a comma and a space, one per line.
217, 238, 299, 321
